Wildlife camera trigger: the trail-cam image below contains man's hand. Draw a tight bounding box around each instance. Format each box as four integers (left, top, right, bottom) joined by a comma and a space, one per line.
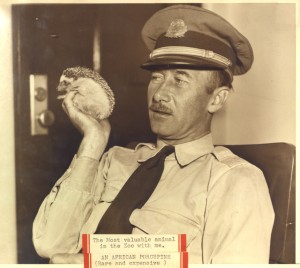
62, 90, 109, 136
62, 90, 111, 160
50, 253, 84, 264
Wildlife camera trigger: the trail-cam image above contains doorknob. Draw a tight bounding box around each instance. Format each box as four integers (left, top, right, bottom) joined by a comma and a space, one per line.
37, 110, 55, 128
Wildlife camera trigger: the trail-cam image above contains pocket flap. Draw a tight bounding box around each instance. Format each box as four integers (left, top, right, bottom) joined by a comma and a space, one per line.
130, 208, 200, 246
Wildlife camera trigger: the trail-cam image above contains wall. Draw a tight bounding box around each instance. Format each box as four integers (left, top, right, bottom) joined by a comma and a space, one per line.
205, 3, 296, 145
0, 4, 17, 264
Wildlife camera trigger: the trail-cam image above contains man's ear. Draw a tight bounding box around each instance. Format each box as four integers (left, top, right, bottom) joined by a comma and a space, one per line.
207, 87, 231, 113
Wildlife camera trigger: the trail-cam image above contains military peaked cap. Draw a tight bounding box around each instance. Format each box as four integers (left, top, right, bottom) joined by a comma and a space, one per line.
141, 5, 254, 80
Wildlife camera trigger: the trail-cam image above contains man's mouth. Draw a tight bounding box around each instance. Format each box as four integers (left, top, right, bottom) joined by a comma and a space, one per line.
149, 103, 173, 115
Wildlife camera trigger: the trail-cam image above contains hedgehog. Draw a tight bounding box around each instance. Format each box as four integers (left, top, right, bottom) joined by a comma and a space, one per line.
57, 66, 115, 121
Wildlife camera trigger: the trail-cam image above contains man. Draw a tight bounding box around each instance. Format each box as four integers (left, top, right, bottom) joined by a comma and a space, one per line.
33, 5, 274, 264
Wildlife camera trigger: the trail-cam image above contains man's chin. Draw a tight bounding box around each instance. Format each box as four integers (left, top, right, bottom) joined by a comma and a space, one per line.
150, 126, 173, 139
149, 115, 176, 135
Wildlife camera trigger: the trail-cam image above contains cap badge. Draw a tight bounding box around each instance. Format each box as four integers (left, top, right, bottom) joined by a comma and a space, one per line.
165, 19, 187, 38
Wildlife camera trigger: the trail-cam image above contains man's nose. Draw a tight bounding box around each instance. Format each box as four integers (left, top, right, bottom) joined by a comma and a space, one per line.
153, 80, 172, 103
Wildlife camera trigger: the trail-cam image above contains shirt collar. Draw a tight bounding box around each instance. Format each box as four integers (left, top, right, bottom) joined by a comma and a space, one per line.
135, 134, 214, 167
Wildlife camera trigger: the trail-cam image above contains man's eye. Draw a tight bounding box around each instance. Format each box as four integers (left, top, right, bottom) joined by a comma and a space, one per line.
175, 77, 187, 86
151, 74, 164, 82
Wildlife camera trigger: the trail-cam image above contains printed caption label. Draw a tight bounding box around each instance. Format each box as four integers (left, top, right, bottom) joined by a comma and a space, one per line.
82, 234, 188, 268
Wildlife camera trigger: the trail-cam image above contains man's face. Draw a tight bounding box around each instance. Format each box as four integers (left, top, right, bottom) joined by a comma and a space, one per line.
148, 69, 213, 144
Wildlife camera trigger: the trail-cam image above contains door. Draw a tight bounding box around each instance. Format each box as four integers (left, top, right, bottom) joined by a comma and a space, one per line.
13, 3, 163, 263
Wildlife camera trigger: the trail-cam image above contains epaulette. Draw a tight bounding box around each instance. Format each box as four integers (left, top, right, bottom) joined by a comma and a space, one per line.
213, 146, 249, 168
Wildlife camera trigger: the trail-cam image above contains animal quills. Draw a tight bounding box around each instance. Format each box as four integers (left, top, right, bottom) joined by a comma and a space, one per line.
57, 66, 115, 121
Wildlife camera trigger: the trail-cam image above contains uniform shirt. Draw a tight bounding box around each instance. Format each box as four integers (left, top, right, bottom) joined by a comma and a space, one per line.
33, 134, 274, 264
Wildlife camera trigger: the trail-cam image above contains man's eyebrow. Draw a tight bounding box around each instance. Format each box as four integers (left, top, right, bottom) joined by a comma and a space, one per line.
174, 70, 192, 78
151, 70, 164, 74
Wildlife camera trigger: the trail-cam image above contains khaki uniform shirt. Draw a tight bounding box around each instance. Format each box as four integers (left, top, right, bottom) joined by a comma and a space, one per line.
33, 134, 274, 264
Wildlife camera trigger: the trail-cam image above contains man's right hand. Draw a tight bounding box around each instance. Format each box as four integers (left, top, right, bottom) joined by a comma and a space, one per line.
62, 90, 111, 160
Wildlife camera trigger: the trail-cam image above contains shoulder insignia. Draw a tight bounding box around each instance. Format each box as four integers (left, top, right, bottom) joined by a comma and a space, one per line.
213, 146, 248, 168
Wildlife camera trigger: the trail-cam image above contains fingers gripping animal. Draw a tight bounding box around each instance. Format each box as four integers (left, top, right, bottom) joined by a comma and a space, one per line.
57, 66, 115, 121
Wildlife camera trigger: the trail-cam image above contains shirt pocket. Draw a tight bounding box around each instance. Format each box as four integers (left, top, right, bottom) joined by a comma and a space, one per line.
129, 207, 200, 246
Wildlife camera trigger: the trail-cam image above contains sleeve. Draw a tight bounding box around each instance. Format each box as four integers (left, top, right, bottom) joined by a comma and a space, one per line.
202, 164, 275, 264
32, 153, 110, 259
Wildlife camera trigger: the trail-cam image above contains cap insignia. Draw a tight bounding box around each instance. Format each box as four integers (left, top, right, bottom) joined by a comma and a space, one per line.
165, 19, 187, 38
